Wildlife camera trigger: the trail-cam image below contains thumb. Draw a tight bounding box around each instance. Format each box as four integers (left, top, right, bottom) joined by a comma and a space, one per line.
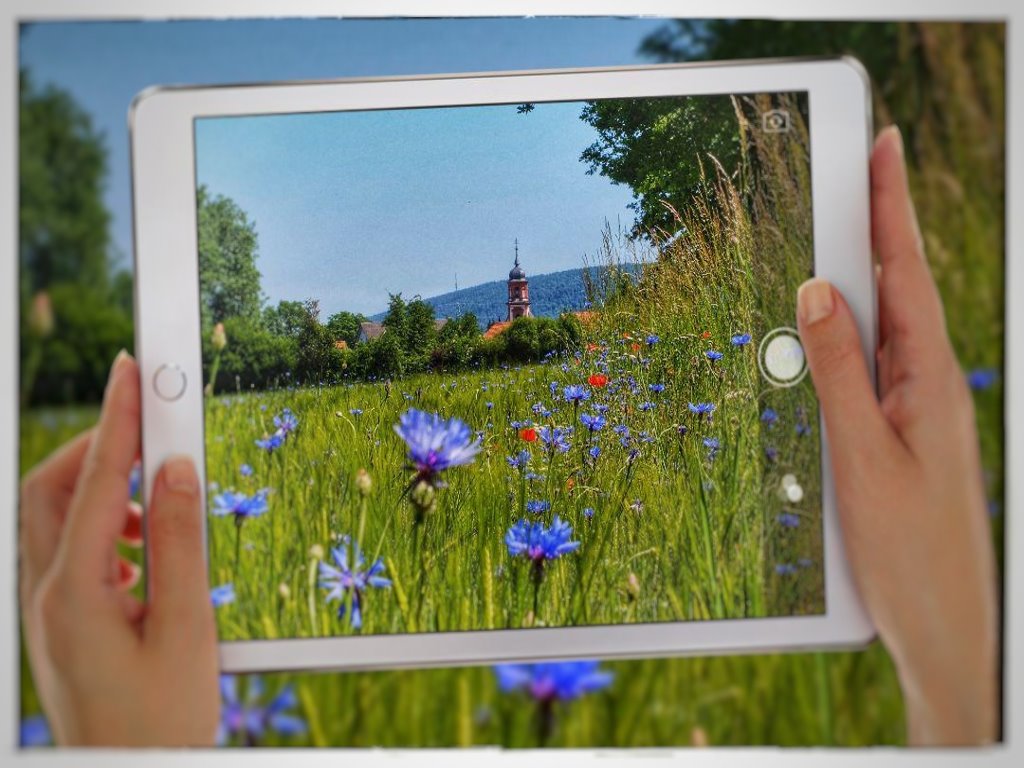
796, 278, 893, 470
145, 456, 214, 641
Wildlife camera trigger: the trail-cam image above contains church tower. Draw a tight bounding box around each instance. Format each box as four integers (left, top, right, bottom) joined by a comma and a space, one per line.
506, 239, 532, 321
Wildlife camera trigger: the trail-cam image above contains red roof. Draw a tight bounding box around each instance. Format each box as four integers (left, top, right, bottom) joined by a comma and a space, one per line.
483, 321, 512, 340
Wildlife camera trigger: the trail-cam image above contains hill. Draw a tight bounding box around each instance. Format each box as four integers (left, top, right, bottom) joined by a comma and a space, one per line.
371, 264, 639, 329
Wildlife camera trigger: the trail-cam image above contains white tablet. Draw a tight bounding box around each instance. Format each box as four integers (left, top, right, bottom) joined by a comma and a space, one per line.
130, 59, 876, 673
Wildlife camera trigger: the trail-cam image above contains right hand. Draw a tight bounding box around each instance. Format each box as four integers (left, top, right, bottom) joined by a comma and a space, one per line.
795, 126, 998, 746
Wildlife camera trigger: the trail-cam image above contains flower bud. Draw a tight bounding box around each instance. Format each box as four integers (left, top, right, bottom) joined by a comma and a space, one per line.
28, 291, 54, 338
355, 468, 372, 497
626, 572, 641, 600
410, 479, 437, 518
278, 582, 291, 599
211, 321, 227, 351
309, 544, 325, 560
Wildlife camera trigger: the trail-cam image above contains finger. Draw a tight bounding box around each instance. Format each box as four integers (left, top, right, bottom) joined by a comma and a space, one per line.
19, 429, 95, 598
145, 456, 214, 641
797, 279, 898, 468
60, 351, 141, 583
871, 126, 948, 358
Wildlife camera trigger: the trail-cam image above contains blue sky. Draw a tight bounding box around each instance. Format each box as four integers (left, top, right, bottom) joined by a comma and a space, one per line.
19, 18, 672, 315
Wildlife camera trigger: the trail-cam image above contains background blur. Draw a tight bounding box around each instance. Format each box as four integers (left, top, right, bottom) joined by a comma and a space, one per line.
18, 17, 1004, 747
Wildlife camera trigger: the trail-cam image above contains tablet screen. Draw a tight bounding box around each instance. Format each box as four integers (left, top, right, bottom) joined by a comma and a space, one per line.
193, 89, 823, 641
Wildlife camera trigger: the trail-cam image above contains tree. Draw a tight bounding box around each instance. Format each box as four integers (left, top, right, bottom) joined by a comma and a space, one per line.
19, 71, 111, 294
382, 293, 408, 343
404, 297, 438, 359
263, 300, 309, 338
325, 310, 367, 347
197, 185, 263, 324
579, 95, 740, 238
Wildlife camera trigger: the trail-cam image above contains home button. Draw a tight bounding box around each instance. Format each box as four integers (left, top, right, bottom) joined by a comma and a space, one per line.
153, 364, 187, 402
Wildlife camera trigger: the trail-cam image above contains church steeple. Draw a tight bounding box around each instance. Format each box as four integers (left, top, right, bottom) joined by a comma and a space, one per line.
506, 238, 531, 320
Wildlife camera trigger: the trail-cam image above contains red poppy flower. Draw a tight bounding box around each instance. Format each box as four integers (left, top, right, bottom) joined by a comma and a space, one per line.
631, 343, 642, 353
588, 373, 609, 388
520, 427, 538, 443
586, 343, 599, 353
701, 330, 712, 340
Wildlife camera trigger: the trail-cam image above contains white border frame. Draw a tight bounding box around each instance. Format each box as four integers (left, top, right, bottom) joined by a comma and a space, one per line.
130, 58, 876, 674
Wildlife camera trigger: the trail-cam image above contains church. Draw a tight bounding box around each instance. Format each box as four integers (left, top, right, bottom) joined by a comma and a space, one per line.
484, 240, 533, 340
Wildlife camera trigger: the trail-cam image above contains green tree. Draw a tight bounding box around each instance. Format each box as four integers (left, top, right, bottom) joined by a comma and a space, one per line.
197, 184, 263, 324
325, 310, 367, 347
263, 300, 309, 338
382, 293, 408, 344
19, 70, 111, 294
404, 297, 438, 359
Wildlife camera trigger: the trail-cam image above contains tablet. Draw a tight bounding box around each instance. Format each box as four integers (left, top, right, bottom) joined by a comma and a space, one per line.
130, 59, 876, 673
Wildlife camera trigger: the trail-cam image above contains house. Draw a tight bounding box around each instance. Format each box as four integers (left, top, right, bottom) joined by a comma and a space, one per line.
357, 318, 449, 344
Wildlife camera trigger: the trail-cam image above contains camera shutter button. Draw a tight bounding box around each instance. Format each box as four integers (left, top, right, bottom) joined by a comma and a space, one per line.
153, 364, 187, 402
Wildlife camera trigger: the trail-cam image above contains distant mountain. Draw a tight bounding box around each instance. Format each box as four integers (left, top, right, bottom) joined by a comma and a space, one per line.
370, 265, 639, 329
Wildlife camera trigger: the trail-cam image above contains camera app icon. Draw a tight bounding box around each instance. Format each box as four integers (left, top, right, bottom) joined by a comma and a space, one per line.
761, 109, 791, 133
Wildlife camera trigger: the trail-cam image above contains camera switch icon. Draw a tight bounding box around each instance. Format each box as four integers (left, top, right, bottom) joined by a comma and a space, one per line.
761, 109, 792, 133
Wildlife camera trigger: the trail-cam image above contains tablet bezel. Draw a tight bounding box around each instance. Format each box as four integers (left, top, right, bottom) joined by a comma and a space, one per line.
129, 58, 876, 673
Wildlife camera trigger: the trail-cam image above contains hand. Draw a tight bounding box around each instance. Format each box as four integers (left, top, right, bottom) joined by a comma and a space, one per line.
796, 127, 998, 745
19, 351, 219, 746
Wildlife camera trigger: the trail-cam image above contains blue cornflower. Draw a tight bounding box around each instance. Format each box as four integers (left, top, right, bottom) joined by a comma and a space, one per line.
563, 385, 591, 404
20, 715, 51, 747
796, 422, 813, 437
526, 500, 551, 515
638, 401, 655, 412
765, 445, 779, 463
273, 409, 299, 435
318, 537, 391, 629
731, 333, 752, 346
760, 407, 778, 427
255, 430, 286, 453
524, 471, 543, 482
486, 402, 494, 410
211, 583, 236, 607
967, 368, 999, 391
798, 558, 815, 568
775, 563, 798, 576
583, 507, 596, 520
506, 450, 531, 470
549, 381, 559, 395
594, 403, 610, 414
394, 409, 481, 479
613, 424, 630, 437
777, 513, 800, 528
494, 660, 612, 702
589, 445, 601, 460
240, 463, 254, 478
505, 516, 580, 563
688, 402, 716, 419
580, 413, 606, 432
630, 499, 644, 513
648, 383, 666, 393
705, 350, 724, 361
349, 408, 363, 417
212, 489, 270, 522
645, 334, 659, 346
703, 437, 721, 461
129, 462, 142, 498
217, 676, 307, 746
538, 426, 571, 454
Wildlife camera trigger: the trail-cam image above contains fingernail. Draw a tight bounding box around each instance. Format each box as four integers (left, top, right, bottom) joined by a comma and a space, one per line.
798, 278, 835, 325
163, 455, 198, 496
108, 349, 130, 384
887, 124, 904, 158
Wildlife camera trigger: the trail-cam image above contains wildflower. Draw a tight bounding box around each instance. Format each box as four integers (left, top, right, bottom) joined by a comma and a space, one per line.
212, 322, 228, 351
240, 463, 254, 478
395, 409, 481, 481
349, 408, 363, 417
587, 373, 609, 388
703, 437, 720, 461
589, 445, 601, 461
648, 383, 665, 393
638, 401, 655, 412
645, 334, 659, 346
255, 430, 286, 453
211, 489, 270, 523
355, 468, 372, 496
525, 472, 543, 482
278, 583, 291, 600
730, 333, 752, 346
760, 407, 778, 427
309, 544, 325, 560
629, 499, 644, 513
612, 424, 630, 437
526, 500, 551, 515
701, 330, 712, 340
486, 402, 494, 410
549, 381, 559, 395
798, 558, 815, 568
777, 513, 800, 528
505, 516, 580, 563
967, 368, 999, 391
583, 507, 595, 520
519, 427, 538, 443
273, 408, 299, 436
630, 342, 642, 353
494, 661, 612, 702
580, 413, 606, 432
318, 537, 391, 629
705, 350, 724, 361
594, 403, 610, 414
688, 402, 716, 420
775, 563, 798, 576
563, 385, 590, 404
795, 422, 813, 437
507, 450, 531, 469
129, 461, 142, 498
217, 676, 307, 746
211, 583, 236, 607
765, 445, 779, 463
538, 426, 571, 454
